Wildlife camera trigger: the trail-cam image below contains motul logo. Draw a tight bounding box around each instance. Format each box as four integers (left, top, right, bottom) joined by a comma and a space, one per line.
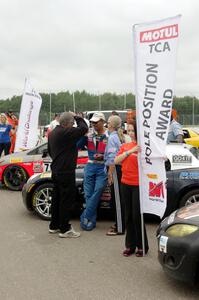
149, 181, 164, 198
140, 24, 178, 43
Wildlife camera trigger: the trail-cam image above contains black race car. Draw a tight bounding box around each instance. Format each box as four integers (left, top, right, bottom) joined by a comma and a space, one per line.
22, 164, 199, 221
22, 167, 112, 220
157, 202, 199, 284
22, 144, 199, 220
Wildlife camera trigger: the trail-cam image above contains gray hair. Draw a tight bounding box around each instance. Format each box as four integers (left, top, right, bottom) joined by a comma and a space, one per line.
59, 112, 74, 127
108, 115, 122, 129
108, 115, 124, 143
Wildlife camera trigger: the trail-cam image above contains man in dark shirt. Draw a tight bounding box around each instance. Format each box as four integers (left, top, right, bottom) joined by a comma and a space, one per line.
48, 112, 88, 238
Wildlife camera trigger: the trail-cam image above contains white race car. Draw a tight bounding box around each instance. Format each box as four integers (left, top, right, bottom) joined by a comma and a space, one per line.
166, 143, 199, 171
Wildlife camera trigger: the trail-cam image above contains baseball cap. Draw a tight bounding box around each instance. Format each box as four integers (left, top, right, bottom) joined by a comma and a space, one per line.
90, 112, 106, 122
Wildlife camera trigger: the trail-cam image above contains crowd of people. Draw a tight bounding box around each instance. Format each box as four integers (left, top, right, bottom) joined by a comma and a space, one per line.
1, 108, 184, 257
47, 110, 149, 257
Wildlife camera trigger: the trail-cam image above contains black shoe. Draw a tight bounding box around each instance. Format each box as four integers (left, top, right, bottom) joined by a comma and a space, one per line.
135, 248, 148, 257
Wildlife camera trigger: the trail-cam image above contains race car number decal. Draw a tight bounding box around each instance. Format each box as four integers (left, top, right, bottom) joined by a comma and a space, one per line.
159, 236, 168, 253
44, 163, 51, 172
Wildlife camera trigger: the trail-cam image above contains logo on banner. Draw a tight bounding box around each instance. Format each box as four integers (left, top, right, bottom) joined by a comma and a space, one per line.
147, 173, 158, 179
140, 24, 178, 43
149, 181, 165, 198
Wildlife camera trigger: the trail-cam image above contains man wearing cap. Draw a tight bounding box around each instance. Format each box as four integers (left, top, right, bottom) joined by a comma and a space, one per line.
78, 112, 108, 231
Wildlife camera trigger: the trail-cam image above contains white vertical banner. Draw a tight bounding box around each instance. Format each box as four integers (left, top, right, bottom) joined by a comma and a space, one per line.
133, 15, 181, 218
15, 79, 42, 152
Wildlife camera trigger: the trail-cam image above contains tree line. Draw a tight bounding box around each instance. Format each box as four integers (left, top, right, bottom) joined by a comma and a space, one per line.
0, 91, 198, 125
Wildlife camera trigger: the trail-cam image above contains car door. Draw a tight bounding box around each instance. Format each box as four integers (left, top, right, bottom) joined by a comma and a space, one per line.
164, 170, 175, 216
27, 143, 52, 172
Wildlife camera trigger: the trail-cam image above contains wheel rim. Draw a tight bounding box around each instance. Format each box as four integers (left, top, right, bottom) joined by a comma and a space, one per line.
185, 194, 199, 206
35, 187, 52, 218
5, 166, 27, 188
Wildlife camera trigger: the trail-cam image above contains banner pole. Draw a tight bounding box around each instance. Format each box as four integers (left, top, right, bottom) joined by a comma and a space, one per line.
141, 215, 145, 256
133, 23, 146, 256
139, 162, 146, 256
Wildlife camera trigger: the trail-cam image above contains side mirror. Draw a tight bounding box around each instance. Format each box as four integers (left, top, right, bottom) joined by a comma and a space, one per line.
165, 159, 171, 171
42, 149, 48, 158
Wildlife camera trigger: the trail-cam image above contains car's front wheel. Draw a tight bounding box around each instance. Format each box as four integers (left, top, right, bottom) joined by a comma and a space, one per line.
179, 189, 199, 208
32, 183, 54, 220
3, 165, 28, 191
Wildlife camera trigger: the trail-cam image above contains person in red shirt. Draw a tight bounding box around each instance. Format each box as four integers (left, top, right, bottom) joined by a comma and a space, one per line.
6, 112, 18, 153
115, 119, 149, 257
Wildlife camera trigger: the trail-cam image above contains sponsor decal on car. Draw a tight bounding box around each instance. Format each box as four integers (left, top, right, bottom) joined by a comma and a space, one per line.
33, 161, 43, 173
172, 155, 192, 164
40, 173, 51, 179
159, 235, 168, 253
10, 158, 23, 163
100, 186, 111, 202
179, 171, 199, 180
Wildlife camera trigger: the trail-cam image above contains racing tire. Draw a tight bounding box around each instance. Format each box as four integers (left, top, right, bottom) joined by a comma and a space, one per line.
32, 183, 54, 220
179, 189, 199, 208
3, 165, 28, 191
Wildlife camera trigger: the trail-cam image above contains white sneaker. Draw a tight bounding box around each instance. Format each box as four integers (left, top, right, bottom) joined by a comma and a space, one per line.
49, 228, 60, 233
59, 227, 81, 238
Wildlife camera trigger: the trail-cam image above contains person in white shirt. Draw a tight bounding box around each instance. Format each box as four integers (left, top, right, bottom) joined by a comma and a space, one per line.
167, 116, 183, 143
49, 113, 60, 131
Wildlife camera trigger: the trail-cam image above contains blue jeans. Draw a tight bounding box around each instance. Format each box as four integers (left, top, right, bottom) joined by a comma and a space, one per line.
81, 163, 107, 227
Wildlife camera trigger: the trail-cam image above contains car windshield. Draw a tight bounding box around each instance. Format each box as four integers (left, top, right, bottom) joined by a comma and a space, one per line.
192, 128, 199, 135
189, 146, 199, 159
28, 143, 48, 155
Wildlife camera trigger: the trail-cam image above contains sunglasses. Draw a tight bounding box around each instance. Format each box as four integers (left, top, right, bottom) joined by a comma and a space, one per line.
91, 120, 100, 124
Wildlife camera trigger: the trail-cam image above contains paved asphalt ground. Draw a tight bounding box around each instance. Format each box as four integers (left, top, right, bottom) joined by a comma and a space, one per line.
1, 189, 199, 300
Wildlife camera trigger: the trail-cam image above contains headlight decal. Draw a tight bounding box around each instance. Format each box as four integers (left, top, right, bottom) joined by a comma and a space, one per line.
166, 224, 198, 237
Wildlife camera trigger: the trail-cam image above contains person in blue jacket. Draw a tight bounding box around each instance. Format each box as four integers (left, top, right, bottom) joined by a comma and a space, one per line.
0, 113, 13, 157
78, 112, 108, 231
104, 115, 125, 235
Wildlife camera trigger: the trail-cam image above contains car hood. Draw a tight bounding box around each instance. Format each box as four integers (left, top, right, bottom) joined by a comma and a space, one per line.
158, 203, 199, 234
175, 202, 199, 224
0, 150, 30, 165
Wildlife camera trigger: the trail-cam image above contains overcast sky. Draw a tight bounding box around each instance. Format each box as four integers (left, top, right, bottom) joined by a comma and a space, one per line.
0, 0, 198, 99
